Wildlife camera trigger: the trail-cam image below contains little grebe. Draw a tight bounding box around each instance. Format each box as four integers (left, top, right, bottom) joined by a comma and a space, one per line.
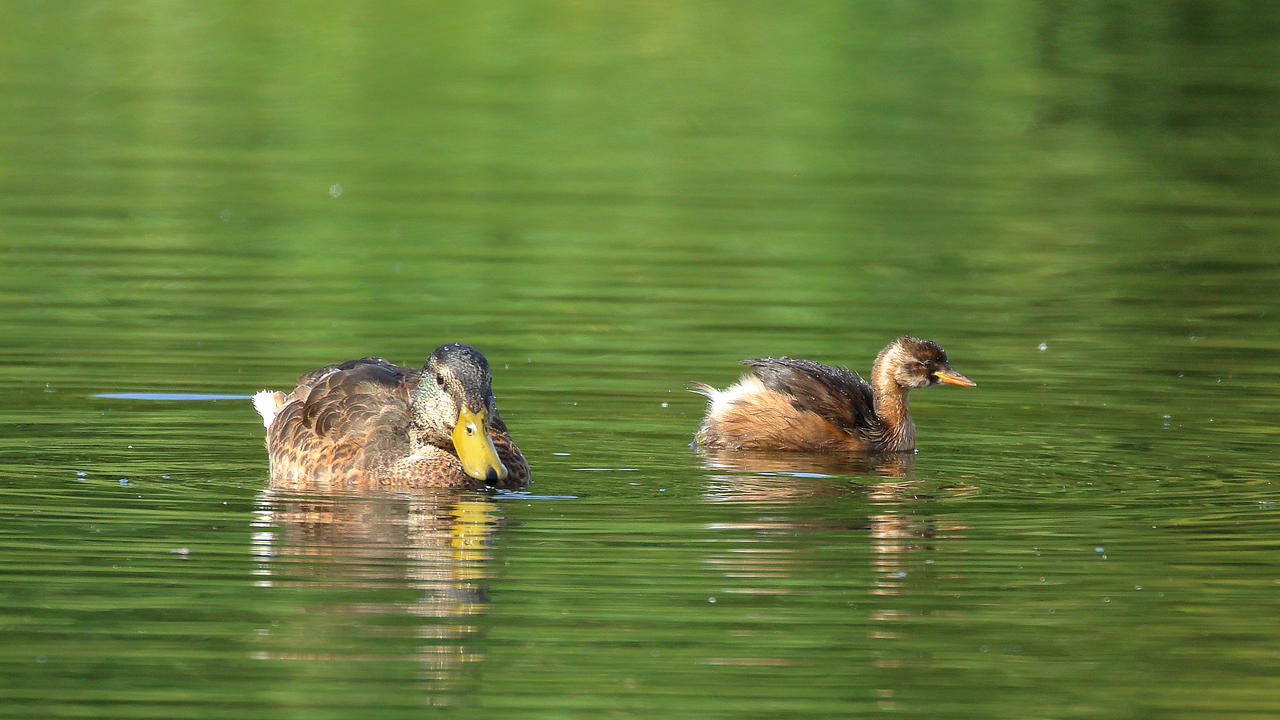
690, 336, 975, 453
253, 343, 529, 490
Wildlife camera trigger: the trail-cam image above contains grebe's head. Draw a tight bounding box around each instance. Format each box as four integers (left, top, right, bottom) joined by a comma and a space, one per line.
875, 336, 976, 391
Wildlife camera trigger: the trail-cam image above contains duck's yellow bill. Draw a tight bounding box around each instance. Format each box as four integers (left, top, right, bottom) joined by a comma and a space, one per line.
935, 369, 977, 387
451, 406, 510, 482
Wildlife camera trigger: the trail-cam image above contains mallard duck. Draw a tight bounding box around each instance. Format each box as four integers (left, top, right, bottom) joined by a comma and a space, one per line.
691, 336, 975, 453
253, 343, 529, 490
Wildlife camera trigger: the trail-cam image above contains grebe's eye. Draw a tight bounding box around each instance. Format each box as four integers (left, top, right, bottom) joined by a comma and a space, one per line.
435, 373, 446, 387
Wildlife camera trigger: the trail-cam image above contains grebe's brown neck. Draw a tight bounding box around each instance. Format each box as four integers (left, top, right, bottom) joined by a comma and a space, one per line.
869, 342, 918, 452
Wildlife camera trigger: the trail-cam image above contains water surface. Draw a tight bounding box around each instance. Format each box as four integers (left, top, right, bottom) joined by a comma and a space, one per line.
2, 3, 1279, 718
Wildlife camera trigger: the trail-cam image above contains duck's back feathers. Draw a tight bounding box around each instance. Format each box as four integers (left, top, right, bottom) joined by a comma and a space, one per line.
290, 358, 414, 441
264, 358, 411, 487
693, 358, 882, 451
742, 357, 876, 435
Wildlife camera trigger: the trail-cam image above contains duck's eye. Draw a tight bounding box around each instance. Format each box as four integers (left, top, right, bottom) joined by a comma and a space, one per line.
435, 373, 446, 387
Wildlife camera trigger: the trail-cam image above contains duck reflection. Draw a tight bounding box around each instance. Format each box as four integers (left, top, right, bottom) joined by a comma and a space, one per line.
697, 446, 916, 494
249, 487, 502, 694
695, 445, 925, 533
695, 447, 922, 593
694, 446, 976, 683
696, 444, 976, 576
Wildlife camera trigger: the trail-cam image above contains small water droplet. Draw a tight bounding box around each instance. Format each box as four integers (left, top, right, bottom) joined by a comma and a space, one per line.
119, 478, 129, 486
328, 183, 343, 198
660, 402, 669, 408
1037, 342, 1047, 351
707, 597, 716, 604
1094, 546, 1105, 553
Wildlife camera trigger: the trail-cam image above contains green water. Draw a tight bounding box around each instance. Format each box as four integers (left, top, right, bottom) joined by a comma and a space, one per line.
3, 2, 1280, 718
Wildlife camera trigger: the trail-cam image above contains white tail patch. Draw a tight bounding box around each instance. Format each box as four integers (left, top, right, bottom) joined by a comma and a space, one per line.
694, 375, 767, 418
252, 390, 284, 428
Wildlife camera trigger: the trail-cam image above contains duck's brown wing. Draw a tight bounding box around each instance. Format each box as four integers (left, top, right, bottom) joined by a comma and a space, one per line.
488, 413, 531, 490
743, 357, 876, 434
268, 358, 416, 483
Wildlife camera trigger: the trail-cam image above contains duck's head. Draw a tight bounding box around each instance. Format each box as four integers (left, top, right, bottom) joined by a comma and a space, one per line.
410, 343, 509, 483
874, 336, 976, 391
